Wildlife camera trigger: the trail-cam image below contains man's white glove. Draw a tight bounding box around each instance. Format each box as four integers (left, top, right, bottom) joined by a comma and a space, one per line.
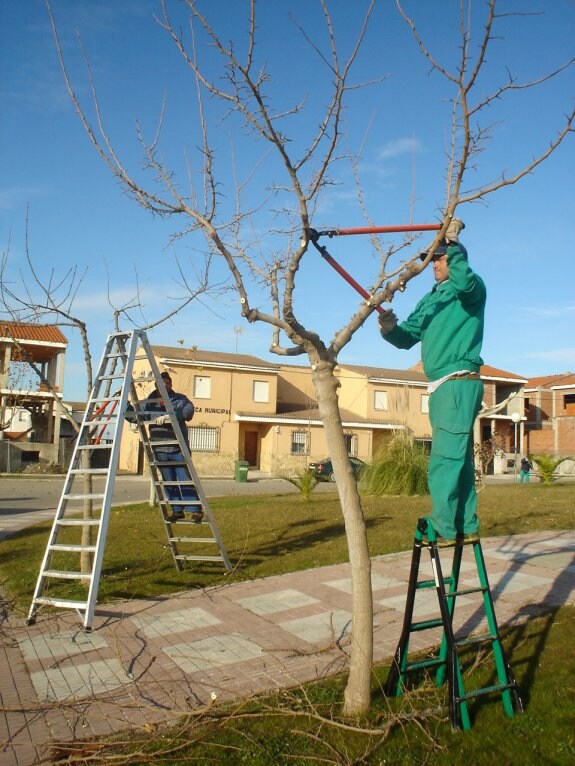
378, 309, 398, 334
445, 217, 465, 244
153, 414, 172, 425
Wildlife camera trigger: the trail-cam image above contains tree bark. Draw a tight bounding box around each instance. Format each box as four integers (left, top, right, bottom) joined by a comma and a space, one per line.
312, 359, 373, 715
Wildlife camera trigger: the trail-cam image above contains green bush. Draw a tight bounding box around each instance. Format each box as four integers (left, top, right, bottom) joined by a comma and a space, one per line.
533, 454, 570, 485
361, 432, 429, 496
282, 469, 319, 501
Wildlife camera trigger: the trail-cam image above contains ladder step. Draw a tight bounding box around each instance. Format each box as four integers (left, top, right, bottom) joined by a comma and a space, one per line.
457, 682, 516, 702
56, 519, 101, 527
170, 537, 216, 544
174, 554, 226, 563
42, 569, 92, 581
447, 586, 486, 598
50, 544, 97, 553
406, 656, 444, 672
34, 596, 89, 610
155, 480, 198, 487
410, 618, 444, 632
69, 468, 110, 475
416, 576, 455, 590
455, 632, 493, 647
77, 443, 112, 450
63, 493, 105, 501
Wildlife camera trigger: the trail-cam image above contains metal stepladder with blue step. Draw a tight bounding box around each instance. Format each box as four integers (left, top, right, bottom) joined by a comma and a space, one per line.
27, 329, 231, 631
385, 516, 523, 730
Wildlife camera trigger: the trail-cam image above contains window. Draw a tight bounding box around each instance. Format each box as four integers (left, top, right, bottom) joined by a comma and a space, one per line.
188, 426, 220, 452
344, 432, 358, 457
374, 390, 388, 411
193, 375, 211, 399
253, 380, 269, 403
291, 430, 309, 455
421, 394, 429, 414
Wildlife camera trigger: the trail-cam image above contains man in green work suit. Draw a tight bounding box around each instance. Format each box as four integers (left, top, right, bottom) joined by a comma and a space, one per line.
378, 219, 485, 542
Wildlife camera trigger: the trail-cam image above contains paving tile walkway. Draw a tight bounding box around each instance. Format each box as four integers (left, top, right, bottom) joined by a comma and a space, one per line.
1, 529, 574, 765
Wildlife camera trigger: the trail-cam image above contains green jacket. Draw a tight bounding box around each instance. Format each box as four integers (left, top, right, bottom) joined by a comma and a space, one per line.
381, 243, 486, 381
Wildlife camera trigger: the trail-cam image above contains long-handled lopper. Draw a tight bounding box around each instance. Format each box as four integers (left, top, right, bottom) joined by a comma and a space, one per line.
308, 224, 441, 313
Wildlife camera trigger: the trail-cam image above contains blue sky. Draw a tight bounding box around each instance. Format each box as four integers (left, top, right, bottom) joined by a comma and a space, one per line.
1, 0, 574, 401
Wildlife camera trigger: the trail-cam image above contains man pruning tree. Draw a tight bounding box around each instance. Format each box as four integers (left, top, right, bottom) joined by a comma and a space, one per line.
378, 219, 486, 543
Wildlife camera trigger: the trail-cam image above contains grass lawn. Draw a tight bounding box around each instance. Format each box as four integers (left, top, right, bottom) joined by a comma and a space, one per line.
1, 483, 573, 764
0, 483, 573, 612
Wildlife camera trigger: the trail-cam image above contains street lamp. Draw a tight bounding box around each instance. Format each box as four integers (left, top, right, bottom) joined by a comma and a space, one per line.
511, 413, 521, 483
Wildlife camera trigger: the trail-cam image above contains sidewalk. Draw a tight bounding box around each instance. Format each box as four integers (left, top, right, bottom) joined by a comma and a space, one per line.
1, 519, 574, 764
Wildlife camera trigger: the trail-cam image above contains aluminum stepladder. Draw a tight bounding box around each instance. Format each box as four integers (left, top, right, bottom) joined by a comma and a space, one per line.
385, 517, 523, 730
27, 329, 231, 631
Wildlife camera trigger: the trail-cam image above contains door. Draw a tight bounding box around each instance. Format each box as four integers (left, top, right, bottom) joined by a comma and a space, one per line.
244, 431, 258, 467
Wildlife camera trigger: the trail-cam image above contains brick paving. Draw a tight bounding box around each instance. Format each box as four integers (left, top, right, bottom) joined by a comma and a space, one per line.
1, 528, 574, 765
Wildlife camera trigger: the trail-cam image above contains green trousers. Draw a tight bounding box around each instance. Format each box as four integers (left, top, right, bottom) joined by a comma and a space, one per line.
427, 379, 484, 539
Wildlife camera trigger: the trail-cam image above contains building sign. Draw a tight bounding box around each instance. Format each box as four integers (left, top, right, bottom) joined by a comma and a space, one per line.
194, 407, 230, 415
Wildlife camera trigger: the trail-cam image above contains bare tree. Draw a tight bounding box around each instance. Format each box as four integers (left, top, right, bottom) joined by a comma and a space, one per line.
45, 0, 573, 714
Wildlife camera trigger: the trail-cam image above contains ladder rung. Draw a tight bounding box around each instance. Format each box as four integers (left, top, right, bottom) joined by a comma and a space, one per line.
42, 569, 92, 580
69, 468, 110, 475
416, 577, 455, 590
56, 519, 101, 527
77, 444, 112, 450
410, 618, 444, 632
63, 493, 105, 501
455, 632, 494, 647
447, 586, 486, 598
156, 480, 198, 486
170, 537, 216, 544
174, 554, 226, 563
50, 544, 97, 553
406, 656, 444, 672
457, 682, 515, 702
34, 596, 89, 609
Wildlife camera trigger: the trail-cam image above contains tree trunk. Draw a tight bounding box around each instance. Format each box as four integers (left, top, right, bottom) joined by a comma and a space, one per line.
312, 360, 373, 716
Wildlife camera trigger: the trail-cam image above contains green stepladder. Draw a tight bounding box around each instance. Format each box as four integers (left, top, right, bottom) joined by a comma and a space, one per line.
385, 516, 523, 730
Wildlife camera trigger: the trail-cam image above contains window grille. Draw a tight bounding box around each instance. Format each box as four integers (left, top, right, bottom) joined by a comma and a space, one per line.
188, 425, 220, 452
291, 430, 309, 455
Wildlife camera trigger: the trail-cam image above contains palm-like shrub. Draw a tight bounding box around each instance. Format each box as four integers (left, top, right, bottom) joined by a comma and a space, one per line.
533, 454, 569, 485
361, 433, 429, 496
283, 470, 319, 501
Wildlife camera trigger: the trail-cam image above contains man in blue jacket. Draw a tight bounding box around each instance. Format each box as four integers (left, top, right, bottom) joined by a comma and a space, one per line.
378, 219, 486, 543
138, 372, 202, 523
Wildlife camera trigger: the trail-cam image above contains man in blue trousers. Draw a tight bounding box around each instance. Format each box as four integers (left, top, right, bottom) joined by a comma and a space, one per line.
134, 371, 203, 523
378, 218, 486, 543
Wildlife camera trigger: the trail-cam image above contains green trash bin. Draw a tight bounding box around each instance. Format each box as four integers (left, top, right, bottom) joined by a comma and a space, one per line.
235, 460, 249, 483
